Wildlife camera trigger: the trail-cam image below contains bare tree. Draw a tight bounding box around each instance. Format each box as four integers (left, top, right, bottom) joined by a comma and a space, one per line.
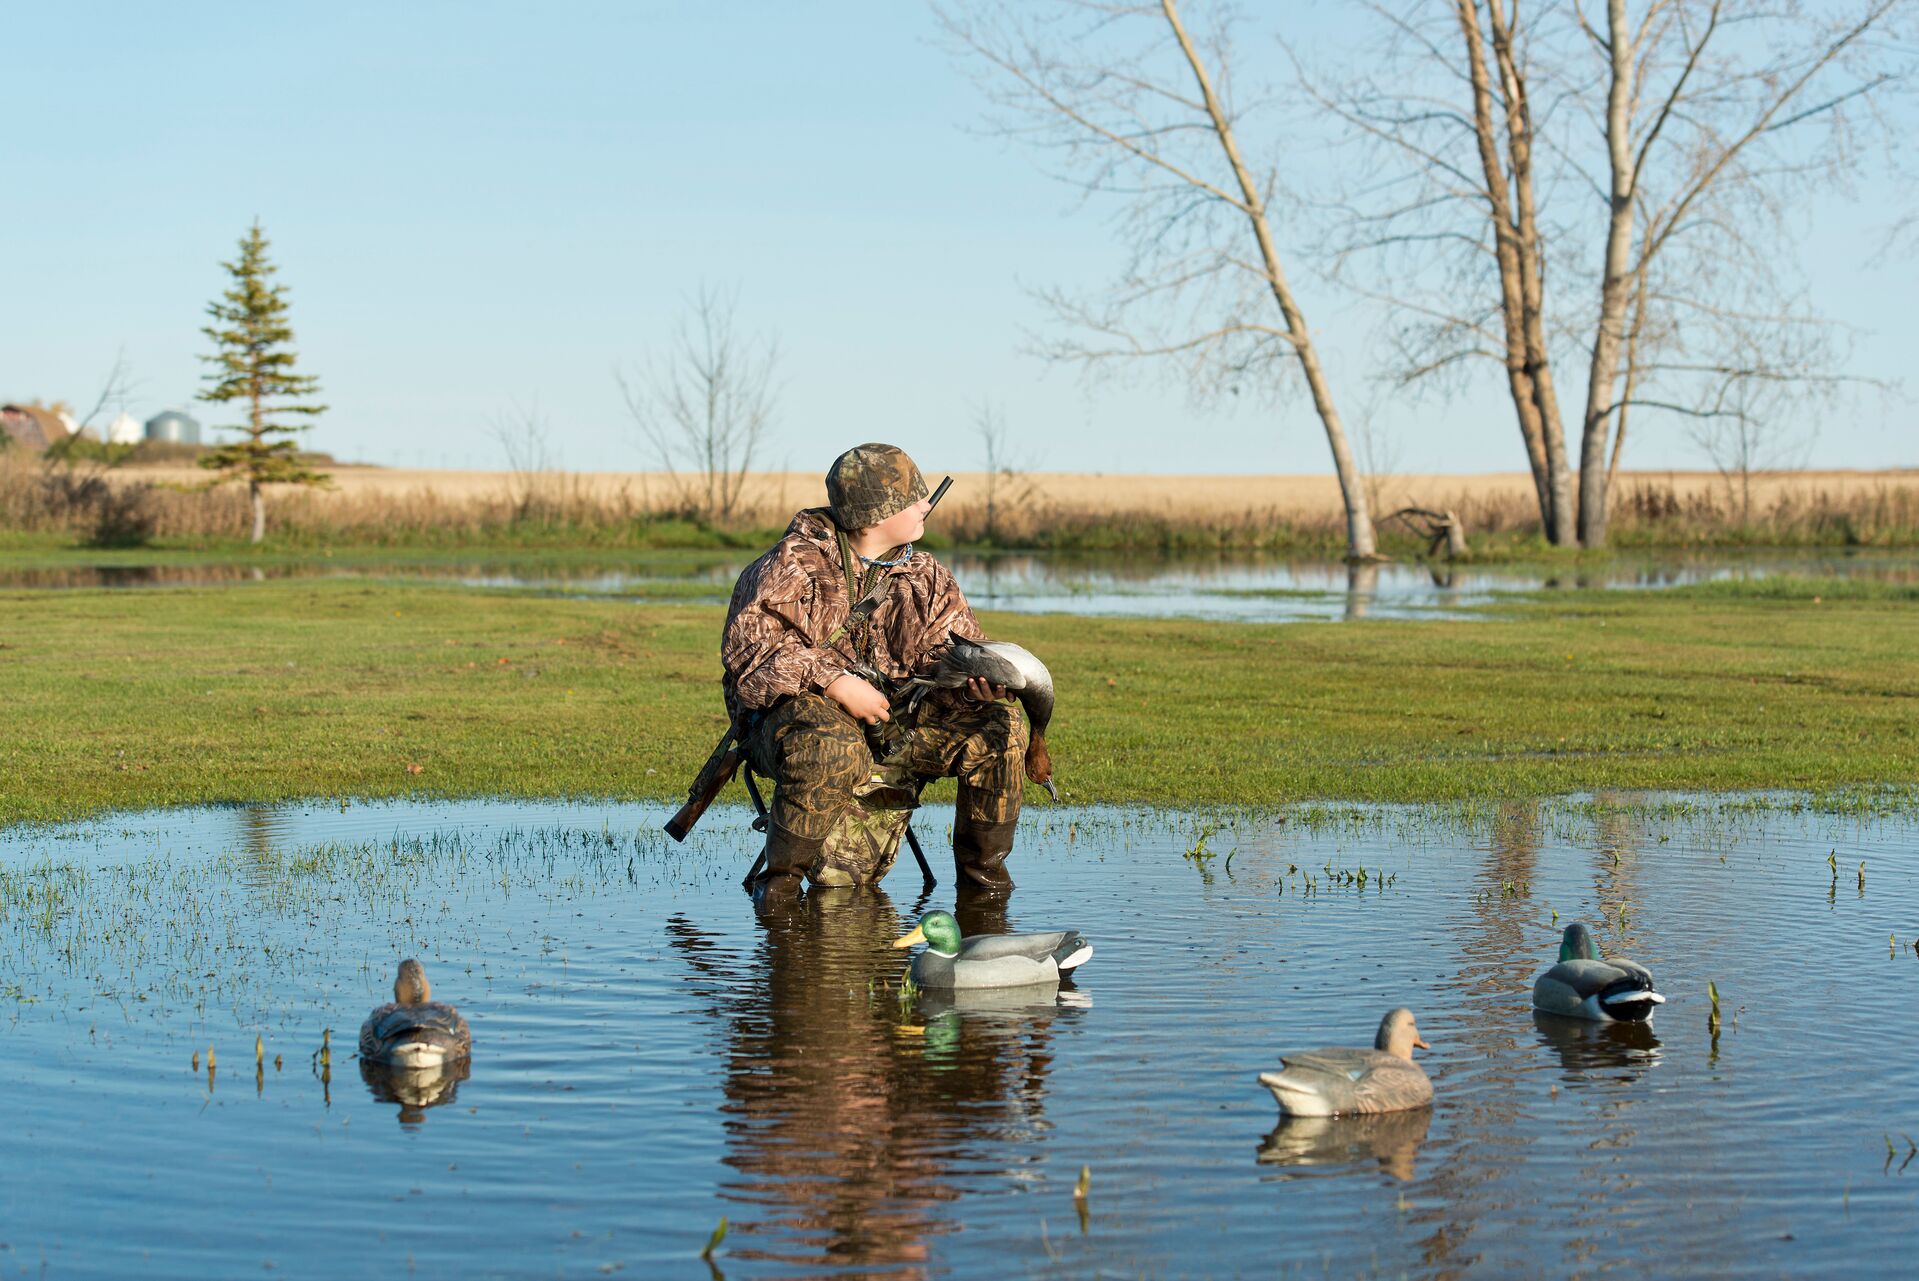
486, 399, 562, 522
1299, 0, 1577, 541
1303, 0, 1911, 548
619, 285, 778, 526
974, 399, 1042, 544
941, 0, 1378, 558
73, 346, 140, 437
1571, 0, 1905, 546
1680, 337, 1822, 523
39, 350, 157, 546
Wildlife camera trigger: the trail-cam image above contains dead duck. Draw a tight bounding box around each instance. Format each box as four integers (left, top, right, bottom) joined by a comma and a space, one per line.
1258, 1008, 1434, 1118
905, 637, 1058, 800
892, 909, 1091, 989
359, 959, 472, 1069
1532, 922, 1665, 1023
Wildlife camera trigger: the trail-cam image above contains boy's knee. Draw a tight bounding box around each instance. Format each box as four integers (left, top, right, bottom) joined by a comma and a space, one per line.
972, 700, 1028, 763
777, 720, 870, 794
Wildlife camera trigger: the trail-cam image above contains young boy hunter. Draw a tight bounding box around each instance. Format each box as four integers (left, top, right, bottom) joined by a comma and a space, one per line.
721, 443, 1024, 903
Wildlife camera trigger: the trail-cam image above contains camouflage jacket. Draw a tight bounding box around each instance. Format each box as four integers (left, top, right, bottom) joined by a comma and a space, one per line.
721, 507, 986, 719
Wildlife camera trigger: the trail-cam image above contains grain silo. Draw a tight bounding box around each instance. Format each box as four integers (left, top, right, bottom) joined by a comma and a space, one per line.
145, 409, 202, 445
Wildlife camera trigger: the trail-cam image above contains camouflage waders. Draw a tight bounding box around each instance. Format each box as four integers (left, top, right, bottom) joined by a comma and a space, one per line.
742, 691, 1026, 893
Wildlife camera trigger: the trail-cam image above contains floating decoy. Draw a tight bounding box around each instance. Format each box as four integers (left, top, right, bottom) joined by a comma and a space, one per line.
1532, 922, 1665, 1022
359, 959, 472, 1068
1257, 1008, 1434, 1117
891, 909, 1090, 989
904, 637, 1058, 800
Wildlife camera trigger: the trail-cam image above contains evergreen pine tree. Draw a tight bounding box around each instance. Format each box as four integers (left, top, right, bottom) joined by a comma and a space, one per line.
198, 221, 329, 543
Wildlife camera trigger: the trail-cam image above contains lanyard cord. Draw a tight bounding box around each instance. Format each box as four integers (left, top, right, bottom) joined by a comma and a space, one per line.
829, 527, 896, 655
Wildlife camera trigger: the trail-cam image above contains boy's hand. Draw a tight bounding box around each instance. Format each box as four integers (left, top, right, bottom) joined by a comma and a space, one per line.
824, 673, 891, 724
964, 677, 1008, 703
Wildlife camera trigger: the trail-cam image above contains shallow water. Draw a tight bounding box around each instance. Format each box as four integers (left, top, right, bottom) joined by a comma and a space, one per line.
4, 548, 1912, 622
4, 796, 1918, 1278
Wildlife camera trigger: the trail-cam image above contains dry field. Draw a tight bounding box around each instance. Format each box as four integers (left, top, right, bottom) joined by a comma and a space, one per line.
113, 463, 1918, 523
7, 452, 1912, 548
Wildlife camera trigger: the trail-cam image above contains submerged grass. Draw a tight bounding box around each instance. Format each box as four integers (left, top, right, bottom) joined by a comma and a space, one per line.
0, 577, 1914, 825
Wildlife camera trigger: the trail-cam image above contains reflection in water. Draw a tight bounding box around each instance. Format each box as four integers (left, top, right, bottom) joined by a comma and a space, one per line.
1531, 1012, 1662, 1076
1344, 560, 1380, 621
1258, 1109, 1433, 1182
9, 799, 1919, 1276
668, 886, 1083, 1276
5, 549, 1913, 624
1408, 800, 1547, 1276
360, 1058, 472, 1127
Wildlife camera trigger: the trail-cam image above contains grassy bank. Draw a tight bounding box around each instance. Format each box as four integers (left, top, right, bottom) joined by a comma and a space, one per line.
1, 577, 1912, 825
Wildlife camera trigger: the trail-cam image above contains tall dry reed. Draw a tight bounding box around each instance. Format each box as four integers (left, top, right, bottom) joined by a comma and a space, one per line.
2, 454, 1913, 553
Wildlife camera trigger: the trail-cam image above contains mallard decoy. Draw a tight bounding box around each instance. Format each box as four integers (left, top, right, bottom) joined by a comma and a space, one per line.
891, 909, 1090, 989
904, 637, 1058, 800
1257, 1008, 1433, 1117
1532, 922, 1665, 1022
359, 959, 472, 1068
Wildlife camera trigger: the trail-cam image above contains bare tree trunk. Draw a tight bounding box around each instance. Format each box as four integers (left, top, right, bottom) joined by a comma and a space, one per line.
1606, 264, 1652, 493
1454, 0, 1551, 527
1485, 0, 1575, 546
1448, 0, 1575, 544
1163, 0, 1375, 558
1576, 0, 1640, 549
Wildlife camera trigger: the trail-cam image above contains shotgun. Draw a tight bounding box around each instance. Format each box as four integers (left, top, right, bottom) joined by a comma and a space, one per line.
663, 727, 740, 842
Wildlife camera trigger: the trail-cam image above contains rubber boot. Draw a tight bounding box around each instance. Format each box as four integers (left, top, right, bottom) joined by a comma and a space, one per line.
952, 885, 1010, 938
953, 815, 1018, 895
751, 823, 825, 912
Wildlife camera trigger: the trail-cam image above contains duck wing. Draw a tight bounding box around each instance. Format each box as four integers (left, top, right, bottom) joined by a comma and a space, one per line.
958, 930, 1090, 971
1260, 1048, 1432, 1117
360, 1001, 472, 1063
1258, 1048, 1380, 1117
930, 639, 1056, 735
1534, 958, 1664, 1020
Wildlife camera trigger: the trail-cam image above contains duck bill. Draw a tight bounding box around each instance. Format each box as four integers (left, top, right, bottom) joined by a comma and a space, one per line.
892, 926, 926, 949
1413, 1034, 1431, 1050
1041, 778, 1060, 802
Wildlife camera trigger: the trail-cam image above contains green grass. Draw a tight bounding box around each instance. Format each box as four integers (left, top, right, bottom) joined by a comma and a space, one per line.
0, 577, 1913, 824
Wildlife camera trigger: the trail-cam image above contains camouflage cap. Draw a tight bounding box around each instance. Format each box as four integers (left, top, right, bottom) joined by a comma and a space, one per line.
825, 443, 929, 530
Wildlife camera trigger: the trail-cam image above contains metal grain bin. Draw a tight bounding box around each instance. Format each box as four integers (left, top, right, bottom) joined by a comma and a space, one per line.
144, 409, 202, 445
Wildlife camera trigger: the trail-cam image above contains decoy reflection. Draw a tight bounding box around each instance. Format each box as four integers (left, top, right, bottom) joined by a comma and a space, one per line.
1531, 1010, 1662, 1075
360, 1057, 471, 1127
1258, 1108, 1434, 1182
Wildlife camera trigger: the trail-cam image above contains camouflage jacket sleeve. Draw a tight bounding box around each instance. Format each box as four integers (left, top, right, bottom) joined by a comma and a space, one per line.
722, 542, 851, 710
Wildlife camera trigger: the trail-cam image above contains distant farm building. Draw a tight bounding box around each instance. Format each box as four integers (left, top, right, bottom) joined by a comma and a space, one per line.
106, 411, 143, 445
1, 403, 77, 450
145, 409, 202, 445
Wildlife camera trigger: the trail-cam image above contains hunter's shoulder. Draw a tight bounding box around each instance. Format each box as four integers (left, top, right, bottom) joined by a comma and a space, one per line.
742, 510, 840, 578
900, 548, 961, 589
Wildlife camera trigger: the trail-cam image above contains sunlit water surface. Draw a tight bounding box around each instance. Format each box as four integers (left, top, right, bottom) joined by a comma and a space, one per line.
4, 548, 1913, 621
4, 797, 1917, 1278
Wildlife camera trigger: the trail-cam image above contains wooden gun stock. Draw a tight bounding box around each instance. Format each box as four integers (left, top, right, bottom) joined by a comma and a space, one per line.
664, 735, 741, 842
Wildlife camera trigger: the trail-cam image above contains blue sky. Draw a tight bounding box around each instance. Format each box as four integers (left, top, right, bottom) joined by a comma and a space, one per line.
4, 1, 1911, 476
